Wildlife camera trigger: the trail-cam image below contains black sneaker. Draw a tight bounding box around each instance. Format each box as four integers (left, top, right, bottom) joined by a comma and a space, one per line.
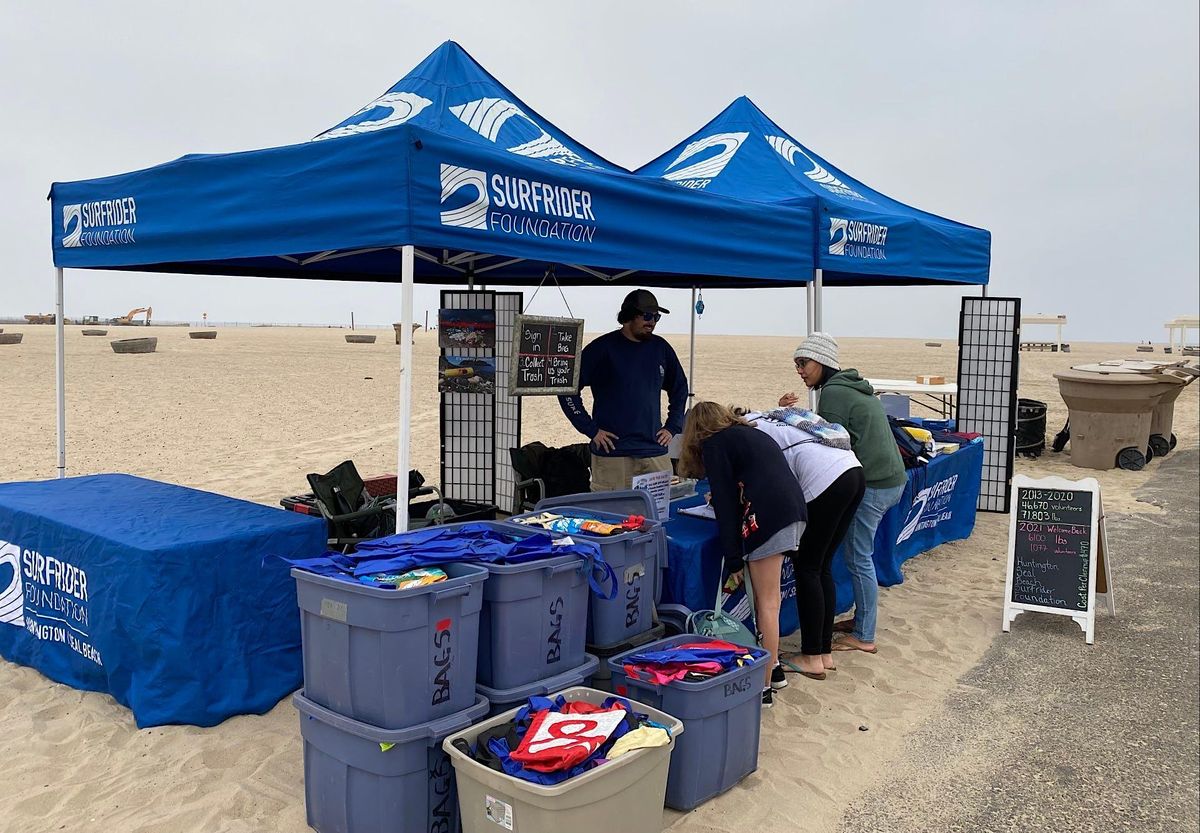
770, 663, 788, 690
761, 687, 774, 709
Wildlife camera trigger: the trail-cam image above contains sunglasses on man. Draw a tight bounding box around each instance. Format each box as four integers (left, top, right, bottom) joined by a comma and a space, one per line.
640, 311, 662, 322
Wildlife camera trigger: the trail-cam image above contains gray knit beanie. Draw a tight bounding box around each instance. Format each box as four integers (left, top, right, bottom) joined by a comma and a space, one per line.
793, 332, 840, 370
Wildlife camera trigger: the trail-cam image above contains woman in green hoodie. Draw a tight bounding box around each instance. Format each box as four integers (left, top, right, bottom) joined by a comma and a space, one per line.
779, 332, 906, 653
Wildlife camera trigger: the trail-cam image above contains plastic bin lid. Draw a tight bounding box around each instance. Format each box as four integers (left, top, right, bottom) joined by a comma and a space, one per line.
535, 489, 659, 521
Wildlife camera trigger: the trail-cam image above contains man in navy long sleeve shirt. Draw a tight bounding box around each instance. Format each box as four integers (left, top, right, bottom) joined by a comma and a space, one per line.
559, 289, 689, 492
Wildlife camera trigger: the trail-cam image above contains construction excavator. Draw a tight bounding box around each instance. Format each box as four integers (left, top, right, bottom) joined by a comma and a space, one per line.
111, 307, 153, 326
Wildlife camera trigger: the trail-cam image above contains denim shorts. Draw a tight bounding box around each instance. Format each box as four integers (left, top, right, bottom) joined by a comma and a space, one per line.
745, 520, 806, 562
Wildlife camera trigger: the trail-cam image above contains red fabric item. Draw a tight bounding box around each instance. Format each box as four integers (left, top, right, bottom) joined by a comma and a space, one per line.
509, 706, 628, 772
623, 660, 724, 685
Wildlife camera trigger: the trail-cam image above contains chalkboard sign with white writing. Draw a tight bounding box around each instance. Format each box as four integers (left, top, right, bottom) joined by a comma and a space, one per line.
1003, 475, 1113, 645
510, 315, 584, 396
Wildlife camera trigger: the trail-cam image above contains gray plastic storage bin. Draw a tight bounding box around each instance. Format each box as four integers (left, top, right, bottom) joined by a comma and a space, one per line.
477, 653, 599, 716
293, 562, 488, 729
656, 604, 693, 636
587, 623, 666, 693
514, 490, 665, 648
534, 489, 668, 606
294, 690, 489, 833
471, 522, 591, 691
444, 686, 684, 833
607, 634, 770, 810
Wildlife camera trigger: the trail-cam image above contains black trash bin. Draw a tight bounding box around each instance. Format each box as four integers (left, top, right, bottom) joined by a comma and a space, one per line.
1015, 399, 1048, 458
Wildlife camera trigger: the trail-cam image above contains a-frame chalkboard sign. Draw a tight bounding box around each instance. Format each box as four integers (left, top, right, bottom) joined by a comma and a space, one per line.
1002, 474, 1115, 644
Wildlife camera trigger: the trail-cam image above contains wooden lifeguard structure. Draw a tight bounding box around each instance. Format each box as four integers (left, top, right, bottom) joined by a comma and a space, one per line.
1020, 313, 1068, 353
1164, 316, 1199, 355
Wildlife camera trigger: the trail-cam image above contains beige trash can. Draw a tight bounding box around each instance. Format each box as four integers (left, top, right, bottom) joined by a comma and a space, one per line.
444, 686, 684, 833
1054, 367, 1166, 470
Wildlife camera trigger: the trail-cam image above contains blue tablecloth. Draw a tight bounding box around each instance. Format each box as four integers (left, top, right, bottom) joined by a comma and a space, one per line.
0, 474, 326, 727
663, 439, 984, 630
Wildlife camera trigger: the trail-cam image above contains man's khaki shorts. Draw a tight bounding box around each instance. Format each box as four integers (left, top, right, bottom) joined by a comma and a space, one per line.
590, 454, 673, 493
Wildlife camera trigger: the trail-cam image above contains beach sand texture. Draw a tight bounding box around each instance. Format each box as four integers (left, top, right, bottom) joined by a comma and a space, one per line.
0, 325, 1195, 833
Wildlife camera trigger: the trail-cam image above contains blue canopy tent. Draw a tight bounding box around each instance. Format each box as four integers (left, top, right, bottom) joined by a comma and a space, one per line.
47, 42, 818, 528
637, 95, 991, 333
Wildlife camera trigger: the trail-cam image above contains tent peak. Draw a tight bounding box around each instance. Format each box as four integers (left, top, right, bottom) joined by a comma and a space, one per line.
313, 40, 623, 171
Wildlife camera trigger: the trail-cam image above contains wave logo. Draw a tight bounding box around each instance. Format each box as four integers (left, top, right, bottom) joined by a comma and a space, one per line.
765, 136, 869, 202
828, 217, 849, 256
449, 98, 596, 169
439, 165, 489, 230
314, 91, 433, 141
896, 489, 930, 544
62, 204, 83, 248
0, 540, 24, 627
662, 132, 748, 189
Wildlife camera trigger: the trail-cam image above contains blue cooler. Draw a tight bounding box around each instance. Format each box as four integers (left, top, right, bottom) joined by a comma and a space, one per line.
468, 522, 591, 691
476, 653, 599, 716
606, 634, 771, 811
292, 562, 487, 730
294, 690, 489, 833
516, 490, 666, 648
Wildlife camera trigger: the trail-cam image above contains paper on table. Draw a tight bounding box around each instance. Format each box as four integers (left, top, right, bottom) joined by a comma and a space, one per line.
678, 502, 716, 520
631, 469, 671, 520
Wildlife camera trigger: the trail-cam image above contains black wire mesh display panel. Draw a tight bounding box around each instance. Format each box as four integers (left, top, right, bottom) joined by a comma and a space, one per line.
438, 290, 522, 508
956, 296, 1022, 513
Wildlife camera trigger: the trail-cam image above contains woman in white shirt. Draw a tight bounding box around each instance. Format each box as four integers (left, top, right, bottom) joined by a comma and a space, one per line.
741, 411, 866, 680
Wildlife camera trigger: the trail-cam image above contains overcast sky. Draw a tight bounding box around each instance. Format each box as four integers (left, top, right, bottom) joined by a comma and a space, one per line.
1, 1, 1196, 342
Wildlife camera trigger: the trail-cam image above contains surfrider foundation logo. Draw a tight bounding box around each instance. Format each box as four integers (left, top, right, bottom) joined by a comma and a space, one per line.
449, 98, 598, 169
662, 132, 748, 189
440, 165, 490, 230
438, 163, 597, 243
314, 91, 433, 141
60, 197, 138, 249
897, 474, 959, 544
828, 216, 889, 260
765, 135, 870, 203
0, 540, 24, 627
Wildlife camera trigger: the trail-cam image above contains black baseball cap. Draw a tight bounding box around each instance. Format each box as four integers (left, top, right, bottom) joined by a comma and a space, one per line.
621, 289, 670, 315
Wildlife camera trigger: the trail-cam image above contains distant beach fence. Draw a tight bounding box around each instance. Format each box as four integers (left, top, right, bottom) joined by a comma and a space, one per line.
111, 337, 157, 354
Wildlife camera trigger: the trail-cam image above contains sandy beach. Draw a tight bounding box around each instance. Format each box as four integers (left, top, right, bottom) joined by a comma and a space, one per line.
0, 324, 1195, 833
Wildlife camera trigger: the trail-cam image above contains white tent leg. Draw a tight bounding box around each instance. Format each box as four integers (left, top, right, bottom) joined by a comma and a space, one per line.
813, 269, 824, 331
806, 282, 815, 335
397, 245, 415, 532
806, 278, 817, 410
54, 267, 66, 479
688, 287, 696, 404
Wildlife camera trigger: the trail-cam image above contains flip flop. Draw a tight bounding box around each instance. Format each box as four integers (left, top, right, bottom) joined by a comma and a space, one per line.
832, 637, 878, 654
781, 658, 827, 680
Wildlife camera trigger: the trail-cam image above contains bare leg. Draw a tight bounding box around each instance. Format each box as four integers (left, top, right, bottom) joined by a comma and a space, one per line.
748, 554, 783, 690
